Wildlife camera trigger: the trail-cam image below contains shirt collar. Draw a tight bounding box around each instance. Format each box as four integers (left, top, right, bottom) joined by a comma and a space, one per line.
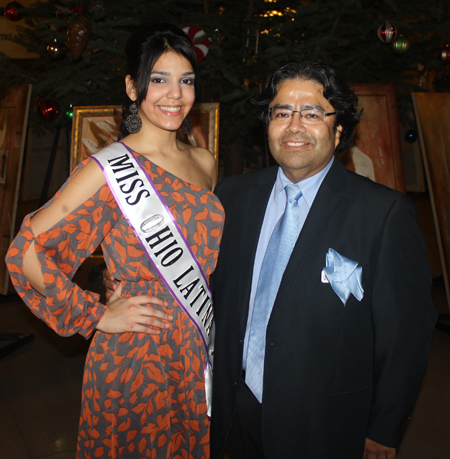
273, 156, 334, 208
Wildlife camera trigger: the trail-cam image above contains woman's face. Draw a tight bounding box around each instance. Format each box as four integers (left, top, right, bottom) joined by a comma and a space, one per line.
128, 51, 196, 133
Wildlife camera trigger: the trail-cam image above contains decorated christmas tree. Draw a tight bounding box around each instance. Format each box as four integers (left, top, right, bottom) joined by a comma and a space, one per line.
2, 0, 450, 175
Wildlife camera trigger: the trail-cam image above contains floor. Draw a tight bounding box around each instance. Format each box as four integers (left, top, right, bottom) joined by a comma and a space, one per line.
0, 283, 449, 459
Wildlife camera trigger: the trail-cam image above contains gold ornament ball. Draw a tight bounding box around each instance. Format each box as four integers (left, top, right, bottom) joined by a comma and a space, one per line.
47, 38, 66, 60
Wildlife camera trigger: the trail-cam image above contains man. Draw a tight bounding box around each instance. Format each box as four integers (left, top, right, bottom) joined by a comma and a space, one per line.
209, 58, 436, 459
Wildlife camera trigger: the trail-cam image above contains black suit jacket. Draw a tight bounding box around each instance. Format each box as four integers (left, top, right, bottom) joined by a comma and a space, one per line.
210, 159, 437, 459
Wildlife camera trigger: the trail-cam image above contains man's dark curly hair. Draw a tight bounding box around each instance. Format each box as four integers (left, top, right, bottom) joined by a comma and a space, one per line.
253, 57, 362, 154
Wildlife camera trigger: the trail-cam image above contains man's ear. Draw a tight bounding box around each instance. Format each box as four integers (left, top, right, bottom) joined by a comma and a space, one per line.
125, 75, 137, 101
335, 125, 343, 149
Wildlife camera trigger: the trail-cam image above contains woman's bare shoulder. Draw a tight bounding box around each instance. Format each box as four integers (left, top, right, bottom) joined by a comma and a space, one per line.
192, 145, 217, 186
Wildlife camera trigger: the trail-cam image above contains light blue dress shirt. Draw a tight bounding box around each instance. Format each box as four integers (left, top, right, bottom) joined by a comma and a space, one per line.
242, 156, 335, 369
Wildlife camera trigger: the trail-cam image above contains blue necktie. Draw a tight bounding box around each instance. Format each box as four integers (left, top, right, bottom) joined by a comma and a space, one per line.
245, 184, 302, 402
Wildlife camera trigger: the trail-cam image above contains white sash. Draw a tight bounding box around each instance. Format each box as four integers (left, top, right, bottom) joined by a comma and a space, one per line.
93, 142, 214, 416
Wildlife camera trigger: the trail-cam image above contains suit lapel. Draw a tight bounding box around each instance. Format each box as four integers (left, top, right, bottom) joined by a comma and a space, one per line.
274, 160, 349, 306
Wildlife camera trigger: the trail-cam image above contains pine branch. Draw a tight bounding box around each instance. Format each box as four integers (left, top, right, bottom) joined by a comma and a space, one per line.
329, 2, 349, 37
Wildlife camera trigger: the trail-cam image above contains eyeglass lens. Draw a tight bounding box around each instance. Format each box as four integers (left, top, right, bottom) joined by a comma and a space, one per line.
270, 108, 330, 123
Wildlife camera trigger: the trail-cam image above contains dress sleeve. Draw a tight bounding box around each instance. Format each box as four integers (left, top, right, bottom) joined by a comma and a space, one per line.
5, 159, 120, 339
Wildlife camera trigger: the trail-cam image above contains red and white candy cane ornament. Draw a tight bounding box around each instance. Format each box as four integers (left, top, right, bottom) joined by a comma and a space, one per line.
183, 26, 210, 64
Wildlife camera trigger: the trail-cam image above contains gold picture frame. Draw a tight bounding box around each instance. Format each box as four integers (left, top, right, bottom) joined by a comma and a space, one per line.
70, 103, 220, 171
412, 92, 450, 314
0, 85, 32, 294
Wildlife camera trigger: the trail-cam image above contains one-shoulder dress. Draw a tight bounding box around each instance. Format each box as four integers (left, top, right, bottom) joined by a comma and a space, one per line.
6, 151, 225, 459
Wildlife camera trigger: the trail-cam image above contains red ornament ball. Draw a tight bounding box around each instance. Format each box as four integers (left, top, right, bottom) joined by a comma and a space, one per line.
37, 98, 60, 122
4, 2, 23, 21
440, 47, 450, 64
377, 21, 397, 44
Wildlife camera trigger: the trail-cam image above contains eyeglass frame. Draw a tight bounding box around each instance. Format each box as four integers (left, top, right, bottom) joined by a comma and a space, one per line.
268, 106, 337, 123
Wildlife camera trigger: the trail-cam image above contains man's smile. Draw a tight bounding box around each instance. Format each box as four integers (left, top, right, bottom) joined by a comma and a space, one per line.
284, 141, 310, 147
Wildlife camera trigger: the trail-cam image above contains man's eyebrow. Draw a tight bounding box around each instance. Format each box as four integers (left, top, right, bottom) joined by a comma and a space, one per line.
269, 103, 326, 110
270, 103, 294, 109
301, 103, 325, 110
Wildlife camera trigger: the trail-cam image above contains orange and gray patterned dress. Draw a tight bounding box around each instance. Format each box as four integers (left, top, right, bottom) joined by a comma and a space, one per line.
6, 152, 224, 459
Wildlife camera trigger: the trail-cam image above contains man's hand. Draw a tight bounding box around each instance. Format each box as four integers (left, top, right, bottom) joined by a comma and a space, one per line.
364, 438, 396, 459
97, 283, 173, 334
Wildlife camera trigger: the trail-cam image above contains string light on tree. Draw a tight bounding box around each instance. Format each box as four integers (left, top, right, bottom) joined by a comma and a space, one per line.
64, 104, 74, 122
377, 21, 397, 43
392, 34, 411, 54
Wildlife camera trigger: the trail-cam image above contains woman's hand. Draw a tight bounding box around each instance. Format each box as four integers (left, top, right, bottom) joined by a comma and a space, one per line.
96, 283, 173, 334
103, 268, 119, 302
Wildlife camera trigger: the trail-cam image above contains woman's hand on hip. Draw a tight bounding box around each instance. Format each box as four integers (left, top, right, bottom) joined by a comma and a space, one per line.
96, 283, 173, 334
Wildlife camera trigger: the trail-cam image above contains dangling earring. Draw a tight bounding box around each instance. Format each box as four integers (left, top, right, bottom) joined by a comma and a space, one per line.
124, 102, 142, 134
180, 115, 193, 135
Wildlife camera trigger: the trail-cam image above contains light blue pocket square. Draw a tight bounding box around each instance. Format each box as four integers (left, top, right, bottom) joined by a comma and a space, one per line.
323, 248, 364, 305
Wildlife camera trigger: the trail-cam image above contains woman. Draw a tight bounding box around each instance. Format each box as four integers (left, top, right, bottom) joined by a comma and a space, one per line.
6, 24, 224, 459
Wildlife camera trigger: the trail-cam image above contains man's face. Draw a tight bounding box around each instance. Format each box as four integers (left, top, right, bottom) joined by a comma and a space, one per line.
267, 78, 342, 183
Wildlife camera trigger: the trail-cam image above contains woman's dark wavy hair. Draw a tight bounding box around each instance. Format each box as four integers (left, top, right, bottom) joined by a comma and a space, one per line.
253, 57, 362, 154
120, 23, 199, 137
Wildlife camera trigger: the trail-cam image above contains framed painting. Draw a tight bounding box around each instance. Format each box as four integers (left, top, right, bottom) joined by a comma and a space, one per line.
70, 102, 220, 170
0, 85, 32, 294
337, 83, 406, 193
412, 92, 450, 313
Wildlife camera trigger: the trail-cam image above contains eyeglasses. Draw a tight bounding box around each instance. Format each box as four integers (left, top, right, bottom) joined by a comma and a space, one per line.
268, 107, 336, 124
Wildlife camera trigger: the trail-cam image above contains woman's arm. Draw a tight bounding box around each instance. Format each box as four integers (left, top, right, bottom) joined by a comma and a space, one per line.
23, 160, 105, 294
7, 158, 172, 337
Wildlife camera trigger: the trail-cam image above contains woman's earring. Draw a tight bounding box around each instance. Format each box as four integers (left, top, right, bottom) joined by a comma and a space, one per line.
180, 115, 193, 135
124, 102, 142, 134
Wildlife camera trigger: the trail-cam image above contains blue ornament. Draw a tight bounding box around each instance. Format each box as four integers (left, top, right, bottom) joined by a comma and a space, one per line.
405, 129, 418, 143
